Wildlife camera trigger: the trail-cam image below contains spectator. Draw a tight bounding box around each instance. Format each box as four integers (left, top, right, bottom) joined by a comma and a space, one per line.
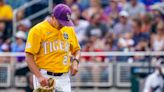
16, 9, 31, 36
11, 31, 26, 52
118, 0, 127, 8
11, 31, 26, 62
0, 21, 5, 39
151, 21, 164, 51
82, 36, 105, 62
104, 33, 117, 61
118, 32, 134, 50
116, 32, 134, 62
104, 33, 117, 51
132, 18, 150, 47
0, 39, 11, 63
82, 0, 104, 21
113, 10, 132, 37
123, 0, 146, 18
78, 0, 89, 11
16, 9, 25, 21
71, 4, 89, 47
64, 0, 77, 7
1, 42, 10, 52
17, 19, 31, 37
85, 10, 108, 39
104, 0, 121, 26
140, 13, 153, 33
81, 40, 93, 61
0, 0, 13, 21
0, 0, 13, 40
151, 9, 164, 33
16, 9, 32, 28
133, 39, 150, 62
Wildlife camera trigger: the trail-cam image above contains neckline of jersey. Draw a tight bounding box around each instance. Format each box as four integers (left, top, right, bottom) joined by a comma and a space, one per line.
44, 20, 60, 32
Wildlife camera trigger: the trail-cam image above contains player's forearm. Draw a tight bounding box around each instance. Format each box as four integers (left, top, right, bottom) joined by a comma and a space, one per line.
73, 50, 81, 60
25, 52, 42, 78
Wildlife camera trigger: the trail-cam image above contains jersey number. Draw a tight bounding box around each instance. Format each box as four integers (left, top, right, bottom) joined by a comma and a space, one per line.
63, 56, 68, 65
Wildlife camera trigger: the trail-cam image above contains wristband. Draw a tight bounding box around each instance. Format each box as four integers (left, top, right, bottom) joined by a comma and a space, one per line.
73, 58, 79, 64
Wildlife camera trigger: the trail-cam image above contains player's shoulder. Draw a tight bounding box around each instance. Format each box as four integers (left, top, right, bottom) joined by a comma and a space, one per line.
146, 72, 158, 81
68, 26, 76, 31
61, 27, 76, 39
64, 26, 74, 30
63, 26, 75, 33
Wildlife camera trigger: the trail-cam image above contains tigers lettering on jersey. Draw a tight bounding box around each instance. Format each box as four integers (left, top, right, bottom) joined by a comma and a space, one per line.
42, 40, 70, 54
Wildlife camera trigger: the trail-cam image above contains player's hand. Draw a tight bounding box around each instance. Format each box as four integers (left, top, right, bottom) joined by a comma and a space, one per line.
38, 76, 48, 87
71, 60, 79, 76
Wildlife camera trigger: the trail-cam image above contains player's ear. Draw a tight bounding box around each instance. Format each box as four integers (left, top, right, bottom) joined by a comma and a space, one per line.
50, 13, 55, 20
51, 16, 57, 21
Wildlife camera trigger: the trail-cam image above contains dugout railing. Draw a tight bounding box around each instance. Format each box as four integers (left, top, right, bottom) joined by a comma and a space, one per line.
0, 52, 163, 88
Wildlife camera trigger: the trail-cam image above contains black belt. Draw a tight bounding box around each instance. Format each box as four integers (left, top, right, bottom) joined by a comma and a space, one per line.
47, 71, 63, 76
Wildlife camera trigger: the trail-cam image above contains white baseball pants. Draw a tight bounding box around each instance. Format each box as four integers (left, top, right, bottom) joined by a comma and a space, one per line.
33, 69, 71, 92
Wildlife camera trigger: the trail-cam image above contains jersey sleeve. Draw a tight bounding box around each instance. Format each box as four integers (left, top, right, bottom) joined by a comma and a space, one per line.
70, 28, 81, 54
25, 27, 42, 55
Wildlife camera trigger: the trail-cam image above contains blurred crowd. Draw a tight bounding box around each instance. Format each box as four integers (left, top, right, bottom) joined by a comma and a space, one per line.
0, 0, 164, 91
0, 0, 164, 63
71, 0, 164, 63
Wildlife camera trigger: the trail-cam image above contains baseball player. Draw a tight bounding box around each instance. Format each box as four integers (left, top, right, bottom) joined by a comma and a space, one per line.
25, 4, 81, 92
143, 59, 164, 92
